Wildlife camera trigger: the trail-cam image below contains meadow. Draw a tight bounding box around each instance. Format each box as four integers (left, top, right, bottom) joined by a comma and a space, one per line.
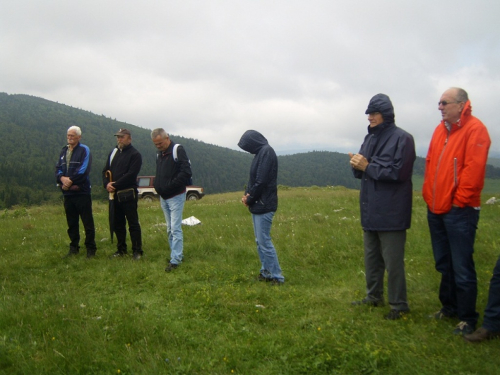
1, 186, 499, 374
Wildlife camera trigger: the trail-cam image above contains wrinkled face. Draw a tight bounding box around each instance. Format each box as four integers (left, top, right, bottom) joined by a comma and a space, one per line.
367, 112, 384, 128
438, 89, 465, 124
116, 134, 131, 149
152, 135, 170, 151
67, 129, 81, 147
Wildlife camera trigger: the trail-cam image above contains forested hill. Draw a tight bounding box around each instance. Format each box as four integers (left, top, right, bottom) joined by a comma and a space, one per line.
0, 93, 498, 209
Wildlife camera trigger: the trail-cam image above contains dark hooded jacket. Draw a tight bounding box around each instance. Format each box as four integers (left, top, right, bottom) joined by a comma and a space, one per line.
353, 94, 416, 231
238, 130, 278, 214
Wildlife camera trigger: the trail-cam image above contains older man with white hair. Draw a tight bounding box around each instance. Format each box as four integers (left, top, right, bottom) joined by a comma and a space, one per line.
55, 125, 97, 258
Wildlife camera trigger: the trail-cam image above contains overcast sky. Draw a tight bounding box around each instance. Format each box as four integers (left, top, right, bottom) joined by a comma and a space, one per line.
1, 0, 499, 156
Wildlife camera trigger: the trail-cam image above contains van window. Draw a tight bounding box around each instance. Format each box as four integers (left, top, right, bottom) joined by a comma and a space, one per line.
138, 178, 151, 187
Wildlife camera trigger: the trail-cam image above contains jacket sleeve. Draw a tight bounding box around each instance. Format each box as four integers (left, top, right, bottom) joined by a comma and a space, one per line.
364, 133, 415, 182
169, 146, 192, 190
70, 145, 92, 186
453, 124, 491, 207
55, 149, 65, 184
246, 148, 274, 206
102, 150, 113, 188
113, 150, 143, 190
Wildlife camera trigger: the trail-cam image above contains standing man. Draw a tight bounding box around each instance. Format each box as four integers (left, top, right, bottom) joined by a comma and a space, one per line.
349, 93, 416, 320
151, 128, 192, 272
238, 130, 285, 286
55, 125, 97, 258
102, 128, 143, 260
464, 255, 500, 342
423, 87, 491, 335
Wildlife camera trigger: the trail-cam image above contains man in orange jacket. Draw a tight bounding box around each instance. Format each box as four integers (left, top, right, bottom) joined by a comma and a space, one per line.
423, 87, 491, 336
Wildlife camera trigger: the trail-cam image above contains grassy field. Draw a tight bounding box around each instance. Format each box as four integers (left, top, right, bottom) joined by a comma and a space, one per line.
1, 186, 500, 374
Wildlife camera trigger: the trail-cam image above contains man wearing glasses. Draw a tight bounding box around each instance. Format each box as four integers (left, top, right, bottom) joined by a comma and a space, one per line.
423, 88, 491, 335
55, 125, 97, 258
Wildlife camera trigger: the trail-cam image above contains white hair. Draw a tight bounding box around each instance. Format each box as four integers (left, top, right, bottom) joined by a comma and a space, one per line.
67, 125, 82, 136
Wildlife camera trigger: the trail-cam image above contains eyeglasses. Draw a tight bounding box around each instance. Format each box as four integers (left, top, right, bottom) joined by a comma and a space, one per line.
438, 101, 460, 106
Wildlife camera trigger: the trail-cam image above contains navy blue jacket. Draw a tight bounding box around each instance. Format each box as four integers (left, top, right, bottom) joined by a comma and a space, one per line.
353, 96, 416, 231
55, 142, 92, 195
102, 144, 142, 191
154, 142, 192, 199
238, 130, 278, 214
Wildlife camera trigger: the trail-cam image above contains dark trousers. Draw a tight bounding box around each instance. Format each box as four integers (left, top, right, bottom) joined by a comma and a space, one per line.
363, 230, 409, 310
483, 255, 500, 332
64, 194, 97, 253
114, 197, 142, 255
428, 206, 479, 327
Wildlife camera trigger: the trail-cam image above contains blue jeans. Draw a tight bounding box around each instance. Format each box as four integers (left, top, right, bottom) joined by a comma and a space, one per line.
160, 192, 186, 265
427, 206, 479, 326
483, 255, 500, 332
252, 212, 284, 282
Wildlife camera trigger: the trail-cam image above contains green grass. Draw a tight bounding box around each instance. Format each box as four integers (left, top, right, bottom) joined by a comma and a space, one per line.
1, 187, 500, 374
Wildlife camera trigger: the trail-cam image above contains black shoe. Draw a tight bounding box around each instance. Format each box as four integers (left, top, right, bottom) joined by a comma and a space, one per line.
133, 253, 142, 260
110, 251, 126, 258
453, 321, 475, 335
351, 298, 384, 307
270, 278, 284, 286
258, 274, 272, 282
86, 251, 96, 259
384, 309, 410, 320
63, 246, 80, 258
63, 252, 78, 259
165, 263, 179, 272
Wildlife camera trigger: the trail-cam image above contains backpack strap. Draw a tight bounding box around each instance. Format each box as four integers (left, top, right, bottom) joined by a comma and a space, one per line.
173, 144, 180, 162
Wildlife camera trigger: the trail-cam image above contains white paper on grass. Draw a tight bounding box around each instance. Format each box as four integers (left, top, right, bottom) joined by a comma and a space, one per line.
182, 216, 201, 226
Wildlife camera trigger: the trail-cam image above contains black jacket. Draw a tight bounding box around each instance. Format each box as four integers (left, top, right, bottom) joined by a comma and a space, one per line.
55, 142, 92, 195
353, 94, 416, 231
238, 130, 278, 214
102, 144, 142, 191
154, 142, 192, 199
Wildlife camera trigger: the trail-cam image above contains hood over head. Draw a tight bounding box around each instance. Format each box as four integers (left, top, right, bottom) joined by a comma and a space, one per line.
238, 130, 269, 154
365, 93, 395, 123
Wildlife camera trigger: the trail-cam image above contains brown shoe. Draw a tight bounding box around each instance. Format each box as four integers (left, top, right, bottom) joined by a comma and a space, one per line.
464, 327, 500, 343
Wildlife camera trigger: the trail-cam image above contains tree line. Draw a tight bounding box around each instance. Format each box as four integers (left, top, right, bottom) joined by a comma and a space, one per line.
0, 92, 499, 209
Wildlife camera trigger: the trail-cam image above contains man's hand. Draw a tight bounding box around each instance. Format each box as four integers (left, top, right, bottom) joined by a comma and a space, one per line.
106, 182, 116, 193
349, 152, 369, 172
60, 176, 73, 189
241, 193, 250, 207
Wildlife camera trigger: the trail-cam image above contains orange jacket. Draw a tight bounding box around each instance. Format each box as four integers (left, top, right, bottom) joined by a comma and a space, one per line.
423, 100, 491, 214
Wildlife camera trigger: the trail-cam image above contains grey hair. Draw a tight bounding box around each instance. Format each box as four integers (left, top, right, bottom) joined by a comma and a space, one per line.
67, 125, 82, 136
151, 128, 169, 139
451, 87, 469, 103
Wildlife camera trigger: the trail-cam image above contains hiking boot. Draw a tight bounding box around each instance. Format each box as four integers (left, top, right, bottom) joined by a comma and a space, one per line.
269, 278, 284, 286
133, 253, 142, 260
351, 298, 383, 307
453, 321, 475, 335
384, 309, 410, 320
258, 274, 272, 282
429, 309, 457, 320
463, 327, 500, 343
165, 263, 179, 272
